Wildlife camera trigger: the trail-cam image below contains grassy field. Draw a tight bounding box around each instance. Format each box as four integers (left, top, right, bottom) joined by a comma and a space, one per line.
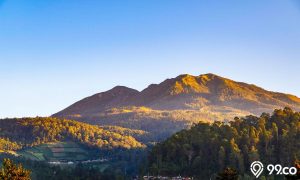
18, 142, 90, 162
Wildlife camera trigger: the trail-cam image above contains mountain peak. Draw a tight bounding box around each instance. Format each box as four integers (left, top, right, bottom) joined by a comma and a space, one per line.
107, 86, 139, 95
52, 86, 139, 117
199, 73, 219, 78
174, 73, 227, 82
170, 74, 209, 95
169, 73, 230, 95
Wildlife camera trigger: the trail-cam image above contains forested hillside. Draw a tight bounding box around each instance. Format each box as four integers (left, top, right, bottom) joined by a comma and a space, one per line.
0, 117, 144, 151
148, 107, 300, 179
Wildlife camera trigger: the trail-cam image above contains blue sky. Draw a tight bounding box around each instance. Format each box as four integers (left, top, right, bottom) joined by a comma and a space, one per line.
0, 0, 300, 118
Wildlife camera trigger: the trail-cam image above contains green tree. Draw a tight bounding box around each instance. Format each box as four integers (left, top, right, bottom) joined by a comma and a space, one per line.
0, 158, 31, 180
218, 146, 226, 171
216, 167, 238, 180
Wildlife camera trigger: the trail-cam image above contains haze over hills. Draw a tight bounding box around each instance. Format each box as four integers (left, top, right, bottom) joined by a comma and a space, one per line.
53, 73, 300, 140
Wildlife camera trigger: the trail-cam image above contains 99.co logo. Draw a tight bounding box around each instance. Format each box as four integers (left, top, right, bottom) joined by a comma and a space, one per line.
250, 161, 298, 178
267, 164, 297, 176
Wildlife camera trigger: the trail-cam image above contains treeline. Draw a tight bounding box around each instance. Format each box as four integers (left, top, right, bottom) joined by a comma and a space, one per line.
0, 153, 130, 180
0, 117, 144, 151
100, 125, 150, 143
0, 138, 21, 151
75, 106, 241, 142
148, 107, 300, 179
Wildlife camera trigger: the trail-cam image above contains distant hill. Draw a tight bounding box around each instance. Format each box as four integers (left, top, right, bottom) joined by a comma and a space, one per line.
0, 117, 149, 179
0, 117, 145, 152
53, 73, 300, 140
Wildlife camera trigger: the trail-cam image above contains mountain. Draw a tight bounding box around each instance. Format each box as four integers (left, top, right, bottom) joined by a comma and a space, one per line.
52, 73, 300, 140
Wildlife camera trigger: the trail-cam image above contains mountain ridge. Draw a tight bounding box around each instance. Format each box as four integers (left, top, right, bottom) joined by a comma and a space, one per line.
53, 73, 300, 118
54, 85, 139, 117
52, 73, 300, 141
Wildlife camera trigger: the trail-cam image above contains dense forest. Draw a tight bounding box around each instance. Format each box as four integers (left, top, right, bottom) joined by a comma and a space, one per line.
0, 117, 144, 151
0, 153, 141, 180
148, 107, 300, 179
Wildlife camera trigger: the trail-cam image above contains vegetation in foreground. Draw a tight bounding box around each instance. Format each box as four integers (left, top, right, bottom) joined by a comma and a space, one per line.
0, 158, 31, 180
0, 152, 147, 180
148, 107, 300, 179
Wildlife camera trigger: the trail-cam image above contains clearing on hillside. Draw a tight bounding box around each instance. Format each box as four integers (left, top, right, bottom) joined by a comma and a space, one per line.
18, 142, 90, 162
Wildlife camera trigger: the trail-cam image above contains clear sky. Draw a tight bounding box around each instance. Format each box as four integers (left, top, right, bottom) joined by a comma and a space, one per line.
0, 0, 300, 118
